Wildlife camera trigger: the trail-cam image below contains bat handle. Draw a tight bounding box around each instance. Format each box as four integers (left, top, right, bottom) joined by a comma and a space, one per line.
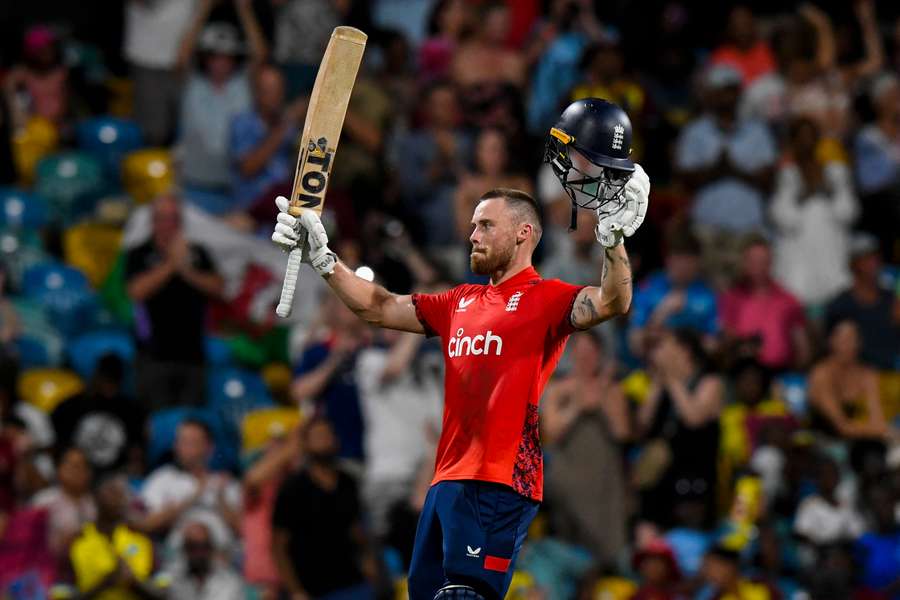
276, 243, 304, 318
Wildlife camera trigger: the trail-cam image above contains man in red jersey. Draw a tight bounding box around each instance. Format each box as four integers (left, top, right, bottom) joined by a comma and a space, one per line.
271, 99, 650, 600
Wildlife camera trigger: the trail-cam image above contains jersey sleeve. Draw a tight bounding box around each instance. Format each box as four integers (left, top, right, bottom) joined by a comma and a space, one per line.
541, 280, 586, 343
411, 288, 460, 338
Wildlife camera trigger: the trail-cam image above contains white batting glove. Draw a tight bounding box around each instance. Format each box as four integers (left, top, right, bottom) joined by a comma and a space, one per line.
595, 163, 650, 248
271, 196, 337, 276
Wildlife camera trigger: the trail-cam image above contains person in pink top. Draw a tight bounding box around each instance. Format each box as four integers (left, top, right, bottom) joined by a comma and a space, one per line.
709, 5, 775, 87
720, 234, 811, 372
5, 26, 70, 127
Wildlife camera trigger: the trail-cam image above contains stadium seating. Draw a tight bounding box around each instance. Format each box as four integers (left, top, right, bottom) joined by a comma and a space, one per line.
22, 261, 102, 339
66, 329, 135, 379
77, 116, 143, 179
0, 188, 49, 229
12, 116, 59, 185
240, 406, 301, 455
34, 152, 108, 222
62, 222, 123, 288
18, 368, 84, 413
121, 149, 174, 204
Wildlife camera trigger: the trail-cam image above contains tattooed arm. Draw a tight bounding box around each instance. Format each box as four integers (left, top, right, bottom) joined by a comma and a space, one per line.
569, 244, 633, 329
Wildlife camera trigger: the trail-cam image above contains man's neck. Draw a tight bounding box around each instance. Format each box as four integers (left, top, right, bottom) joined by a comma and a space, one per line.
96, 518, 117, 536
853, 279, 880, 302
490, 256, 533, 287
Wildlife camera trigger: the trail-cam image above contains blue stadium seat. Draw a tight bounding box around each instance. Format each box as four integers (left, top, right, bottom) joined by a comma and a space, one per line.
204, 336, 232, 366
22, 261, 90, 296
776, 372, 809, 417
34, 152, 108, 222
0, 188, 49, 229
206, 368, 274, 467
67, 330, 135, 379
13, 337, 50, 369
0, 228, 49, 291
77, 116, 143, 178
22, 261, 100, 339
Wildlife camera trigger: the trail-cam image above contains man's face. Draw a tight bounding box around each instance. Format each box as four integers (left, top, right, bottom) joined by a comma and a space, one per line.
469, 197, 520, 275
742, 243, 771, 283
666, 252, 700, 287
175, 423, 211, 470
152, 196, 182, 244
95, 476, 127, 520
305, 420, 338, 461
427, 86, 460, 129
58, 448, 92, 495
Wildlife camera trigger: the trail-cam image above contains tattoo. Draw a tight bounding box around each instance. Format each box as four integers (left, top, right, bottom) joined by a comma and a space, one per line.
571, 293, 600, 328
601, 255, 609, 282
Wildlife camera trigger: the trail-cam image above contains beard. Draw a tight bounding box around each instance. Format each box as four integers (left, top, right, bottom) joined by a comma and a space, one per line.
470, 242, 514, 275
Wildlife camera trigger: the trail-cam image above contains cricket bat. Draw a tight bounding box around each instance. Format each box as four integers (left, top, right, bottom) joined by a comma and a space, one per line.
276, 26, 368, 318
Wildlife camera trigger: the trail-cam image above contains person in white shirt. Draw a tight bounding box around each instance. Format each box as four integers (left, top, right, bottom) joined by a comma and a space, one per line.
794, 455, 865, 546
138, 419, 241, 550
355, 328, 443, 539
166, 520, 244, 600
771, 117, 858, 306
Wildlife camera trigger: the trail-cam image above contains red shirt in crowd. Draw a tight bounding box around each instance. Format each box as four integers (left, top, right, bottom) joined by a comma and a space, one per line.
412, 266, 583, 501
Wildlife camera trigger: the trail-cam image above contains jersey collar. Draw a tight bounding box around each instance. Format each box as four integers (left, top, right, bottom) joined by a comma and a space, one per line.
492, 266, 541, 290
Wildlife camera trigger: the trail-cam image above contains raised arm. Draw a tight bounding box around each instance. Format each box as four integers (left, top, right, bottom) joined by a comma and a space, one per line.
324, 262, 424, 333
570, 244, 633, 329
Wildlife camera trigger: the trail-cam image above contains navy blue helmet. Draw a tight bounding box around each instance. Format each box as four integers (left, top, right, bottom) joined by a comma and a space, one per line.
544, 98, 635, 229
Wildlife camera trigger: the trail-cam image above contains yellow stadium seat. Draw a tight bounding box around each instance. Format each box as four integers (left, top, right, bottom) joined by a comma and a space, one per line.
241, 407, 301, 454
261, 362, 293, 400
18, 368, 84, 413
63, 222, 123, 287
506, 571, 537, 599
14, 116, 59, 185
121, 149, 174, 204
394, 578, 407, 600
105, 77, 134, 118
594, 576, 637, 600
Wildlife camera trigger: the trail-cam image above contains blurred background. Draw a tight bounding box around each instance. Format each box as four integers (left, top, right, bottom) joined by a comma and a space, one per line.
0, 0, 899, 599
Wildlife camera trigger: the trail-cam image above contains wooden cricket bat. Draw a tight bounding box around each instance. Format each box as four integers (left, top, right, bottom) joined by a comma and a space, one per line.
276, 26, 367, 318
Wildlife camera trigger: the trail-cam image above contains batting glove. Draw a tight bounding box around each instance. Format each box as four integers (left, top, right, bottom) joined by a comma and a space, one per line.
595, 163, 650, 248
271, 196, 337, 276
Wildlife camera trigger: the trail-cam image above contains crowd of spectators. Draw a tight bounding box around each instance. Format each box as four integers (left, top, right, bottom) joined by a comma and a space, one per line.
1, 0, 900, 599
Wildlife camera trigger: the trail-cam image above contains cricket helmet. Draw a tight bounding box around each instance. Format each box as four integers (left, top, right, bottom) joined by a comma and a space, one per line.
544, 98, 635, 229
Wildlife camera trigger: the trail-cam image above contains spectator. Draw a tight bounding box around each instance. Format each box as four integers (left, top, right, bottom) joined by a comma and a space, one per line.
51, 354, 145, 473
356, 329, 442, 541
69, 473, 161, 600
167, 520, 244, 600
176, 0, 268, 215
720, 235, 810, 372
542, 331, 630, 566
389, 80, 470, 253
125, 194, 224, 410
637, 328, 724, 528
242, 425, 304, 598
30, 447, 95, 558
137, 419, 241, 545
451, 2, 526, 132
855, 485, 900, 598
419, 0, 474, 83
629, 539, 682, 600
825, 233, 900, 371
628, 230, 718, 358
271, 0, 348, 99
272, 417, 376, 600
229, 65, 307, 218
0, 264, 19, 355
676, 63, 776, 244
793, 455, 865, 546
854, 72, 900, 258
291, 295, 368, 463
809, 320, 896, 476
4, 26, 70, 128
540, 208, 604, 285
771, 117, 859, 307
699, 545, 778, 600
709, 5, 775, 87
124, 0, 200, 145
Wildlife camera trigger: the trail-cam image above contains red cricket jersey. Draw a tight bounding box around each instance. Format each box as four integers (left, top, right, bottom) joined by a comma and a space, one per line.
412, 266, 584, 501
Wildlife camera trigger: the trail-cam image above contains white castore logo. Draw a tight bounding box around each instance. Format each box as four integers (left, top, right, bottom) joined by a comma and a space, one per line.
612, 124, 625, 150
505, 291, 522, 312
448, 328, 503, 358
466, 546, 482, 558
456, 297, 475, 312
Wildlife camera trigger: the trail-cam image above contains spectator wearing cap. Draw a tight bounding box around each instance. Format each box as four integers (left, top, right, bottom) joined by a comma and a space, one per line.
824, 233, 900, 371
630, 539, 682, 600
166, 520, 244, 600
709, 5, 775, 87
628, 229, 718, 359
124, 0, 203, 145
176, 0, 268, 215
699, 545, 778, 600
675, 63, 776, 243
771, 117, 859, 307
720, 235, 810, 372
125, 194, 224, 410
137, 419, 241, 548
854, 72, 900, 258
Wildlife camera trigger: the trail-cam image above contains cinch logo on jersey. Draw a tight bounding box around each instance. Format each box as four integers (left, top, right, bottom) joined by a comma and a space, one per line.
447, 328, 503, 358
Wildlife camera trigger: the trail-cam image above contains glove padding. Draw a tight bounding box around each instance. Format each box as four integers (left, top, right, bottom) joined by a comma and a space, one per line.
271, 196, 337, 276
595, 163, 651, 248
